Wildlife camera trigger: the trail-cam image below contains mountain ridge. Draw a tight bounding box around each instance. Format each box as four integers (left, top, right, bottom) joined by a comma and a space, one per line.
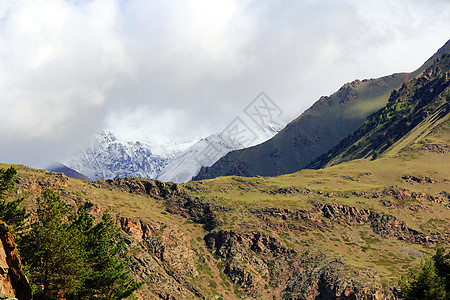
194, 39, 450, 181
309, 52, 450, 169
194, 73, 409, 180
47, 162, 91, 181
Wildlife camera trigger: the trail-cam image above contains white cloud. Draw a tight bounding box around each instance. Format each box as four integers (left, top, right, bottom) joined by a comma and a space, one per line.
0, 0, 449, 168
0, 0, 131, 139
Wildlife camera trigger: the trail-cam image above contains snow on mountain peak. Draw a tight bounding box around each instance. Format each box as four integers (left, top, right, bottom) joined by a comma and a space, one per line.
63, 119, 286, 183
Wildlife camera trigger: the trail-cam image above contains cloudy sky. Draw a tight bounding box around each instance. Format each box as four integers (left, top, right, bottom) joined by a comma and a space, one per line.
1, 0, 449, 168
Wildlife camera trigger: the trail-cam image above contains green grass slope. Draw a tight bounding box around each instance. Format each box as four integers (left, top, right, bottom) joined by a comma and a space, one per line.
309, 51, 450, 169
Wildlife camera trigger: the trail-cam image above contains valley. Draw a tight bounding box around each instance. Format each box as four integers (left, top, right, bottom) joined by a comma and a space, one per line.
3, 111, 448, 298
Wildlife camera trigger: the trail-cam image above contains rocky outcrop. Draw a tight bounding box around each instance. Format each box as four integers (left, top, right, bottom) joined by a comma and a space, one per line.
402, 175, 436, 184
165, 196, 230, 230
74, 198, 102, 215
93, 177, 182, 199
284, 256, 395, 300
375, 186, 448, 205
117, 216, 197, 276
267, 186, 311, 195
0, 222, 32, 300
16, 172, 68, 194
205, 230, 395, 299
205, 230, 296, 294
116, 216, 204, 299
319, 203, 437, 244
420, 143, 450, 153
251, 203, 447, 245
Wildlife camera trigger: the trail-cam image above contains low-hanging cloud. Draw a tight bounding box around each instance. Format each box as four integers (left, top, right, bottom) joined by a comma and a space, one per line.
1, 0, 449, 168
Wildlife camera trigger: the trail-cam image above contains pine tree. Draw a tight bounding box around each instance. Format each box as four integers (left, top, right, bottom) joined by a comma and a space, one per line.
433, 245, 450, 298
400, 247, 448, 300
74, 212, 143, 300
0, 167, 28, 231
3, 165, 142, 299
0, 166, 16, 195
19, 189, 142, 299
19, 190, 88, 299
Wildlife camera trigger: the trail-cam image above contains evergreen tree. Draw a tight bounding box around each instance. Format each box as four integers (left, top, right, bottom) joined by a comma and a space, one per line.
400, 246, 449, 300
1, 167, 141, 298
19, 189, 142, 299
433, 245, 450, 298
0, 167, 28, 230
19, 190, 88, 299
75, 212, 143, 300
0, 166, 16, 195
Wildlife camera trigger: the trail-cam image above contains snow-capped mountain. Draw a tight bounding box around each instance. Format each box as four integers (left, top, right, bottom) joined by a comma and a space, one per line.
63, 121, 286, 183
157, 121, 287, 182
63, 131, 199, 181
156, 134, 234, 183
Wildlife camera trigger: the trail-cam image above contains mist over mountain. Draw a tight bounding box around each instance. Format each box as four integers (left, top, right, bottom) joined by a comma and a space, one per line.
62, 131, 197, 181
62, 120, 286, 182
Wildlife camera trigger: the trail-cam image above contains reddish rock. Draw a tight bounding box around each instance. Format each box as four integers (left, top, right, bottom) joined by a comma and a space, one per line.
117, 216, 198, 276
0, 221, 32, 300
18, 172, 68, 194
402, 175, 436, 184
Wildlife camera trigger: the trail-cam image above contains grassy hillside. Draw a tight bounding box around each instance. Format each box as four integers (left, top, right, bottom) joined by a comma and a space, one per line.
309, 52, 449, 169
3, 110, 449, 298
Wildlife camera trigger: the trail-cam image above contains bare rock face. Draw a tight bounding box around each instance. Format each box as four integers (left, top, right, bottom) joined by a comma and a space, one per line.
16, 171, 68, 194
165, 196, 228, 231
93, 177, 182, 199
205, 230, 295, 295
284, 257, 395, 300
205, 230, 395, 299
0, 222, 32, 300
251, 201, 447, 245
117, 216, 204, 299
117, 216, 198, 275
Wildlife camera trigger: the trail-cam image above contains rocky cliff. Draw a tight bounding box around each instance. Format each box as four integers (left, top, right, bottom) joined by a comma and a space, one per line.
0, 221, 32, 300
